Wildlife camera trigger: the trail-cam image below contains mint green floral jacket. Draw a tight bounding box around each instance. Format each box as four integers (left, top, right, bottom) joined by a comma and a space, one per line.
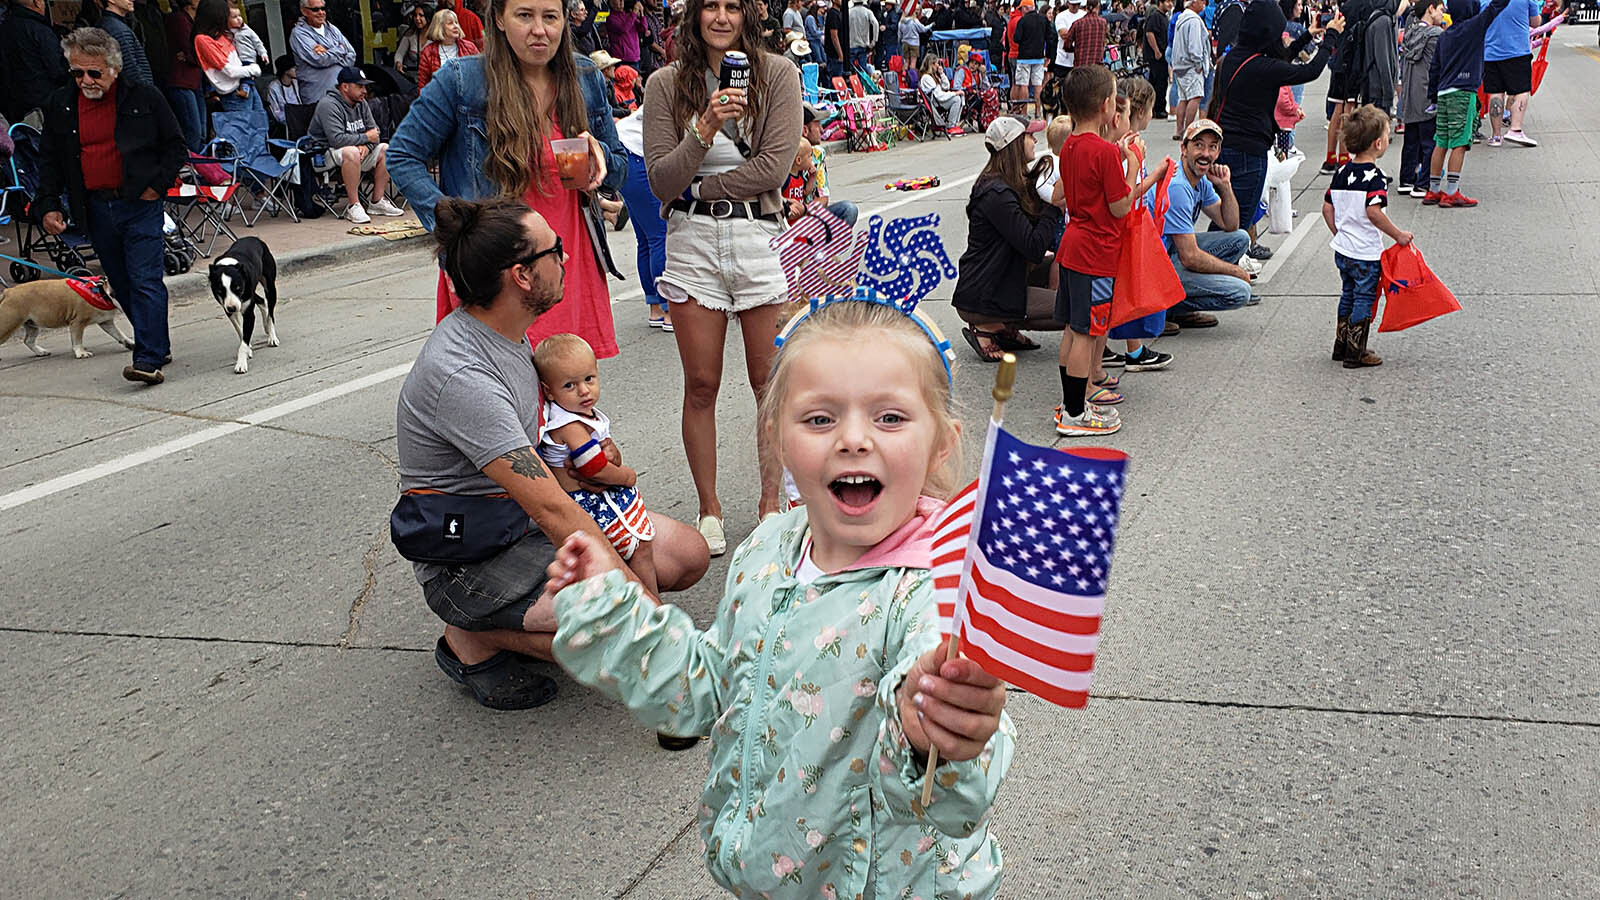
554, 503, 1015, 900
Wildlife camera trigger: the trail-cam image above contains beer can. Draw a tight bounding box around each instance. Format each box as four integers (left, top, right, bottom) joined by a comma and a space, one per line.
719, 50, 751, 92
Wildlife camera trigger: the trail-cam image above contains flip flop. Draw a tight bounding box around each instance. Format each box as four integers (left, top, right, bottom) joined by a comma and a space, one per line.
434, 636, 559, 710
994, 329, 1041, 351
1086, 386, 1124, 405
961, 327, 1006, 363
648, 316, 665, 328
1092, 373, 1121, 389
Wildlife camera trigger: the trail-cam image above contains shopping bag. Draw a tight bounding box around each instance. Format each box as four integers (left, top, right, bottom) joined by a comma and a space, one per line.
1377, 243, 1461, 332
1267, 183, 1293, 234
1110, 162, 1186, 328
1531, 37, 1550, 95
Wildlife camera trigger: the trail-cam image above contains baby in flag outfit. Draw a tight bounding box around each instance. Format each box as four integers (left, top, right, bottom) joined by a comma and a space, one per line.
533, 333, 657, 594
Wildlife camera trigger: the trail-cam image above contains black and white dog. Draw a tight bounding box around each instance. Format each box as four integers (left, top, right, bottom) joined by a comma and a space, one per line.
208, 236, 280, 374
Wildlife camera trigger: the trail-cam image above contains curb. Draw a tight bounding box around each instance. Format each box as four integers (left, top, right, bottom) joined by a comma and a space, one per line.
165, 231, 431, 306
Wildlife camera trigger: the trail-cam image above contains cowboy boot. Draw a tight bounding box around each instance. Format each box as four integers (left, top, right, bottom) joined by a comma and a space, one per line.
1332, 315, 1349, 362
1341, 318, 1383, 368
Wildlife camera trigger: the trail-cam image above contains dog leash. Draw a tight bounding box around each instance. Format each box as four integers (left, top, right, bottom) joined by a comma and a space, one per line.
0, 251, 85, 282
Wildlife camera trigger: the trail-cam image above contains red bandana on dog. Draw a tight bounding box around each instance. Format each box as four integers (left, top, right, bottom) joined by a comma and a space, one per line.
66, 277, 114, 311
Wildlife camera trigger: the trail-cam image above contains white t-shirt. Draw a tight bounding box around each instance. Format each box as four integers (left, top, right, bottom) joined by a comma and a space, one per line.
615, 108, 646, 157
1054, 9, 1086, 67
794, 539, 824, 585
1035, 145, 1058, 206
439, 43, 459, 61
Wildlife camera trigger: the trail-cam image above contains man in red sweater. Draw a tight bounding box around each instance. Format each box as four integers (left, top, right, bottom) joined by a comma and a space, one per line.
37, 28, 187, 385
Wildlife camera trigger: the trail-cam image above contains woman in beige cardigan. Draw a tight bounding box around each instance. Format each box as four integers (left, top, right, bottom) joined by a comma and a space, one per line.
643, 0, 802, 556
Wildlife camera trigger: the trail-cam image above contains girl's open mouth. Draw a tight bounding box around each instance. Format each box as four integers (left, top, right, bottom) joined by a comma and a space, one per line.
829, 474, 882, 512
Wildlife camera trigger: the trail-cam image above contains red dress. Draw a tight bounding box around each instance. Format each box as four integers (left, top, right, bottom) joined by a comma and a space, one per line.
433, 128, 619, 358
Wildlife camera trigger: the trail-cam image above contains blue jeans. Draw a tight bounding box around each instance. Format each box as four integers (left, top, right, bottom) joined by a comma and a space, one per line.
1212, 146, 1268, 233
620, 150, 667, 307
166, 87, 207, 152
1170, 230, 1252, 312
217, 82, 264, 116
86, 195, 170, 369
850, 47, 870, 71
827, 200, 859, 227
1334, 251, 1381, 322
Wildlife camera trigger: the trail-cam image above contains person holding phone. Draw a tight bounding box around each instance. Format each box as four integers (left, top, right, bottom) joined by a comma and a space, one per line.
641, 0, 802, 555
389, 0, 628, 357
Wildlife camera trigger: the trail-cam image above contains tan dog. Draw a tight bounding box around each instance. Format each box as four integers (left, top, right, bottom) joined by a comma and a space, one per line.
0, 278, 134, 360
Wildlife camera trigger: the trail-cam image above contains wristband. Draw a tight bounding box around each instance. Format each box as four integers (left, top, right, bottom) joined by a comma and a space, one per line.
570, 438, 608, 479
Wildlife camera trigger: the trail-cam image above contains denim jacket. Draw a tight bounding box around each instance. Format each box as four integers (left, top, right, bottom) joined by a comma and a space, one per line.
388, 54, 627, 231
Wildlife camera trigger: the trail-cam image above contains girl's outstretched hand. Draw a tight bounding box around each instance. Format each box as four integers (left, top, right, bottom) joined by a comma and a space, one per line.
538, 531, 621, 608
897, 649, 1007, 763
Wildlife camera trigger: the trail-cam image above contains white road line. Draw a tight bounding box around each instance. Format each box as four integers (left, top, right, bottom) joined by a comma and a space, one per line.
1254, 209, 1321, 285
0, 362, 414, 513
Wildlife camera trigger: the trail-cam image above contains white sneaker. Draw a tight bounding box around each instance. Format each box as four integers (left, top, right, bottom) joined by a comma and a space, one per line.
697, 514, 727, 557
345, 203, 370, 224
369, 197, 404, 216
1504, 130, 1537, 147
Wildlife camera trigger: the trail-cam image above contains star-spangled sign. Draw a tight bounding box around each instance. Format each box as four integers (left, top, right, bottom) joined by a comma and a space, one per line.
768, 207, 956, 308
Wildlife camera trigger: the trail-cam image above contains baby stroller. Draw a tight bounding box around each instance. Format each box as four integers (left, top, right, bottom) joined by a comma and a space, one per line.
2, 123, 99, 282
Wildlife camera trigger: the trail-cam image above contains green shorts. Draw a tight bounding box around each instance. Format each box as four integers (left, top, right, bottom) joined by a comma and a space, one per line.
1434, 90, 1478, 150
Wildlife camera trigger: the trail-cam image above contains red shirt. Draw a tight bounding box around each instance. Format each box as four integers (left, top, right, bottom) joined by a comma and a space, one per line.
79, 93, 124, 192
1056, 131, 1131, 277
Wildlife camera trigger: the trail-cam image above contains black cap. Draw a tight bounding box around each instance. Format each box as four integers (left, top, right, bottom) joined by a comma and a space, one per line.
337, 65, 375, 86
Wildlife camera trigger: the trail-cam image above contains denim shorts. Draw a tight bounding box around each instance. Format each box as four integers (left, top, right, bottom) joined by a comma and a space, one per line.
658, 209, 789, 313
421, 530, 556, 632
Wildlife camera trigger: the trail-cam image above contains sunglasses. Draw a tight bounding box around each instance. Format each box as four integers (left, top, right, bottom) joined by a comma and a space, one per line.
520, 236, 563, 267
69, 68, 106, 80
303, 4, 327, 10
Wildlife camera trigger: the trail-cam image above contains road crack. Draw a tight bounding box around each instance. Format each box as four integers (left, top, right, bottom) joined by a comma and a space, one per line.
615, 817, 698, 899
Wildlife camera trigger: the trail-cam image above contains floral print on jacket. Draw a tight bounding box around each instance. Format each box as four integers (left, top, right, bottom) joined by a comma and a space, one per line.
554, 505, 1014, 900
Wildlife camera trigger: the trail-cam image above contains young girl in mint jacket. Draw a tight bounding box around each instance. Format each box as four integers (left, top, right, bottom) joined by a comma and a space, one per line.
539, 299, 1015, 899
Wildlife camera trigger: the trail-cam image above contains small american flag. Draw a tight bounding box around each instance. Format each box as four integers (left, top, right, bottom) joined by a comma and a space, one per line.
929, 422, 1129, 708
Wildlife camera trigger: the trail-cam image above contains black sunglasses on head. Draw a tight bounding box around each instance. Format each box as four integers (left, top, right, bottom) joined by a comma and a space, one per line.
70, 68, 105, 80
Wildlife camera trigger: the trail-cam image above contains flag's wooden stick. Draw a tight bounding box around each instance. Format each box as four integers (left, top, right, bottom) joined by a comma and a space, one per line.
920, 353, 1016, 808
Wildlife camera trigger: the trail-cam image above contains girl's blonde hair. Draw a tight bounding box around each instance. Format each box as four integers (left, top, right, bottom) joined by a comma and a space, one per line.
759, 301, 963, 499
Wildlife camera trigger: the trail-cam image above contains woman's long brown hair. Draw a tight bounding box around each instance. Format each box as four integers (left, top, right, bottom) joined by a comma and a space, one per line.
483, 0, 590, 198
978, 136, 1052, 219
671, 0, 773, 134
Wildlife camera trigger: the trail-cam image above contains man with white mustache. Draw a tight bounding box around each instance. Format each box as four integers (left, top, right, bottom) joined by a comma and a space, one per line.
36, 27, 187, 384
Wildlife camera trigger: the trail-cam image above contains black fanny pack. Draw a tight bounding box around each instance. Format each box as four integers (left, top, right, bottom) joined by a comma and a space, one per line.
389, 490, 532, 566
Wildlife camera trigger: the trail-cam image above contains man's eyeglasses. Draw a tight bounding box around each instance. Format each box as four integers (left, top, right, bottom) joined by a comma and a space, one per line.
520, 236, 563, 268
69, 68, 105, 81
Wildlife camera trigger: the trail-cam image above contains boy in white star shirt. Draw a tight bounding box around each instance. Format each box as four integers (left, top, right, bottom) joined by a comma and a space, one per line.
1322, 105, 1412, 370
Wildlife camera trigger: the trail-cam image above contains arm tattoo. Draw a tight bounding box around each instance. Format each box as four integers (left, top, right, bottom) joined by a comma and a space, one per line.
497, 446, 550, 480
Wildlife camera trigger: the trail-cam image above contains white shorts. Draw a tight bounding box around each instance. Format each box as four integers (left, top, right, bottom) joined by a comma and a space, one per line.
1015, 60, 1046, 87
1175, 69, 1205, 102
331, 142, 386, 172
657, 208, 789, 313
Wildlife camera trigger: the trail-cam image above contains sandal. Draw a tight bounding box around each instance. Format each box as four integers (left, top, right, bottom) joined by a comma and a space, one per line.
961, 326, 1006, 362
434, 637, 559, 710
1086, 386, 1124, 405
1092, 373, 1121, 389
993, 328, 1040, 351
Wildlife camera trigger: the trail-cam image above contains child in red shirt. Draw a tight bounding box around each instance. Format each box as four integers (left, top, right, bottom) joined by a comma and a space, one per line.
1050, 66, 1169, 437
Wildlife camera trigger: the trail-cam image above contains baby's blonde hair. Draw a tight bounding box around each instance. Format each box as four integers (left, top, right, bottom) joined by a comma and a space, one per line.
532, 332, 594, 381
1045, 114, 1073, 154
759, 301, 963, 499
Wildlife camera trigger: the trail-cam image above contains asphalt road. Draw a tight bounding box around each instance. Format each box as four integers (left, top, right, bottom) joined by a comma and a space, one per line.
2, 43, 1597, 898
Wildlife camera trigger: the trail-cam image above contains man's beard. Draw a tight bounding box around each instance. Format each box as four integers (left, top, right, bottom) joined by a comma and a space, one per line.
520, 272, 564, 318
81, 85, 107, 100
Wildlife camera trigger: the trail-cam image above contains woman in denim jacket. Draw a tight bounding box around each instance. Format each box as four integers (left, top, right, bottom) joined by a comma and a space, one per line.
389, 0, 628, 358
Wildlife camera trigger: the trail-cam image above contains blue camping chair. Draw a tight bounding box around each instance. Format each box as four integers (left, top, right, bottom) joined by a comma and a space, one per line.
801, 62, 821, 104
211, 109, 301, 226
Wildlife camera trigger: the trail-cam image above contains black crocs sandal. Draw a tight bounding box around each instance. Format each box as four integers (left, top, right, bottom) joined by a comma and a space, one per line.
657, 733, 703, 751
435, 637, 559, 710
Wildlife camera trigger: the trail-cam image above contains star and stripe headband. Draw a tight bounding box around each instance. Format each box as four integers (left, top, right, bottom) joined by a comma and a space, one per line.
773, 286, 957, 389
